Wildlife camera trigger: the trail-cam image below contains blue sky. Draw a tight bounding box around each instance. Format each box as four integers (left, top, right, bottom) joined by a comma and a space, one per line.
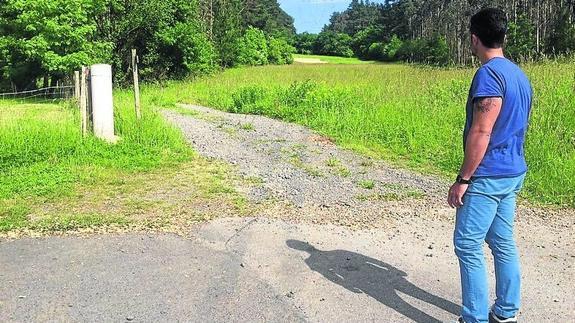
278, 0, 385, 34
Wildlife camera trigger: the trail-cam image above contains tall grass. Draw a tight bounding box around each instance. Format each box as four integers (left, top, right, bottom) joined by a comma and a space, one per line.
2, 61, 572, 209
167, 62, 574, 207
0, 92, 192, 201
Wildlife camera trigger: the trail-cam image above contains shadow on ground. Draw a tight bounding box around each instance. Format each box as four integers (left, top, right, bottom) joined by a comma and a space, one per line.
287, 240, 461, 323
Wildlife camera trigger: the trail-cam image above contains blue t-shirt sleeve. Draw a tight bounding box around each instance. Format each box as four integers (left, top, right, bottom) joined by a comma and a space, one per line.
470, 66, 505, 101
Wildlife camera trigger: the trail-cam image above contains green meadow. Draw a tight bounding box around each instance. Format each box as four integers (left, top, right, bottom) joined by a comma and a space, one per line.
1, 58, 573, 233
0, 95, 191, 200
166, 60, 574, 207
0, 92, 242, 233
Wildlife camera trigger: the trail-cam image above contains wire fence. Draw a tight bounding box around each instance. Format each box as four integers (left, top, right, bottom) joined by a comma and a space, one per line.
0, 85, 75, 103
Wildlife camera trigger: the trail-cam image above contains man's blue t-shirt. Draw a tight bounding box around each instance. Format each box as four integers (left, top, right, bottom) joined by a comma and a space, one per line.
464, 57, 533, 177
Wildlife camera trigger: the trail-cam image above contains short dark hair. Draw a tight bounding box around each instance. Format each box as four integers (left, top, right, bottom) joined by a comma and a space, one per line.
470, 8, 508, 48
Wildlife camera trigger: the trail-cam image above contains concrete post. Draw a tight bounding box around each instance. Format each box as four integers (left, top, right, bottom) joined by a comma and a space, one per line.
90, 64, 117, 143
80, 67, 88, 137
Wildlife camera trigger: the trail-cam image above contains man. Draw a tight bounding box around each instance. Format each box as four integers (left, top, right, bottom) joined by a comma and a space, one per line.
447, 8, 533, 323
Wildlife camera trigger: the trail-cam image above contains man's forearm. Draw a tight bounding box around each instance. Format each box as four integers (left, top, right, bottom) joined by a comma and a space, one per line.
459, 130, 491, 179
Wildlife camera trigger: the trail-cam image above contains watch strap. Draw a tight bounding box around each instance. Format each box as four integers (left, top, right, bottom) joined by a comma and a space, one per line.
456, 175, 472, 184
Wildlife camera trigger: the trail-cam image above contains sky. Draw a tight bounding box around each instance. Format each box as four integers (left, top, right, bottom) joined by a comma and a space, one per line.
278, 0, 385, 34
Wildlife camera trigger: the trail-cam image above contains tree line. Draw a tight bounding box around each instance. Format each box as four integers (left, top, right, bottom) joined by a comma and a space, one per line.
295, 0, 575, 65
0, 0, 296, 91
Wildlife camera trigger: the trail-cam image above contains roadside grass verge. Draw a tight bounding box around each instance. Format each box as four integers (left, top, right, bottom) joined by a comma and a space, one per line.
0, 95, 191, 200
0, 91, 245, 235
163, 62, 575, 208
0, 158, 247, 235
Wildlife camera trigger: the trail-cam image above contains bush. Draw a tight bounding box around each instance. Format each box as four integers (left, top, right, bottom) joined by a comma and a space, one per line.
396, 35, 450, 65
367, 35, 404, 62
280, 80, 317, 107
314, 31, 354, 57
156, 22, 217, 77
278, 80, 318, 120
427, 34, 450, 65
352, 26, 385, 59
383, 35, 403, 61
368, 42, 386, 61
267, 37, 295, 65
230, 86, 270, 114
237, 27, 269, 66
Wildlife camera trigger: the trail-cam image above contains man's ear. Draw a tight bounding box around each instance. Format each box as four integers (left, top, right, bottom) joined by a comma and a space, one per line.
471, 34, 479, 46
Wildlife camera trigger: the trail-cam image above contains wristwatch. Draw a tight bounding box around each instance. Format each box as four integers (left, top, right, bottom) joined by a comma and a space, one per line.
456, 175, 473, 185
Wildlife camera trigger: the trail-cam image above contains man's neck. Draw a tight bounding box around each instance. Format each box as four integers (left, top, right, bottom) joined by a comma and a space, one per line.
479, 48, 505, 64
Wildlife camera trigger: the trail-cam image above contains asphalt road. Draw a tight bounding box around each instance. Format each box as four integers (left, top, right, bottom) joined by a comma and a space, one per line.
0, 221, 305, 322
2, 217, 572, 322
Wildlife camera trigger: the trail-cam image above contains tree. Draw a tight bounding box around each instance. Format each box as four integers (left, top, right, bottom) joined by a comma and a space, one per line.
506, 15, 536, 62
267, 36, 295, 65
0, 0, 111, 90
368, 42, 386, 61
156, 22, 217, 77
322, 0, 575, 65
426, 34, 450, 65
547, 7, 575, 56
207, 0, 244, 67
0, 0, 297, 91
383, 35, 403, 61
352, 26, 385, 58
315, 32, 354, 57
323, 0, 383, 36
241, 0, 295, 38
99, 0, 206, 82
294, 32, 318, 55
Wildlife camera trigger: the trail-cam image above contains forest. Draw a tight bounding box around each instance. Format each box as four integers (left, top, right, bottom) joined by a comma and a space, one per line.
296, 0, 575, 65
2, 0, 574, 91
0, 0, 295, 91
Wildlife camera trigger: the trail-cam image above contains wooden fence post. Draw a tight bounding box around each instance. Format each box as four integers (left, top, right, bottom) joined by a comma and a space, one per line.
80, 66, 88, 137
132, 49, 142, 120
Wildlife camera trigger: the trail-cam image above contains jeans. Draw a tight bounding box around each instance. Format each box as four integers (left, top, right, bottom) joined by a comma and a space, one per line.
454, 173, 525, 323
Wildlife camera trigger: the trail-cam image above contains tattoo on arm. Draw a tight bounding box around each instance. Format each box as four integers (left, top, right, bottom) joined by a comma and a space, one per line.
474, 97, 498, 113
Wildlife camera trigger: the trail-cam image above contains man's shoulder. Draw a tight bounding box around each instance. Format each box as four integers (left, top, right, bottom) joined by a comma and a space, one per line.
473, 63, 505, 88
485, 57, 526, 76
483, 58, 530, 86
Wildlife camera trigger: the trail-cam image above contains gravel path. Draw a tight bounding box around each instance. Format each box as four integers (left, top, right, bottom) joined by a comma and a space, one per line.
163, 104, 453, 229
163, 104, 574, 229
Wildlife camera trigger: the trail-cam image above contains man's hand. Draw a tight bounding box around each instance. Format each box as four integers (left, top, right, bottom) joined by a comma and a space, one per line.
448, 183, 469, 208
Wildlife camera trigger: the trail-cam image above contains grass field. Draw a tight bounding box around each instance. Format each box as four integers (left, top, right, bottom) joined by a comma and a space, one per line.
1, 57, 573, 234
0, 93, 243, 233
162, 60, 575, 208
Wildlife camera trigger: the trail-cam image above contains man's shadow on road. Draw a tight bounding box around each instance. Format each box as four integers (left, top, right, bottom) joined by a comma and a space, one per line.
286, 240, 461, 323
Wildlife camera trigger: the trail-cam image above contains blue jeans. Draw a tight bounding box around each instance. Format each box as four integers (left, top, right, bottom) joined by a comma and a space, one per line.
454, 174, 525, 323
